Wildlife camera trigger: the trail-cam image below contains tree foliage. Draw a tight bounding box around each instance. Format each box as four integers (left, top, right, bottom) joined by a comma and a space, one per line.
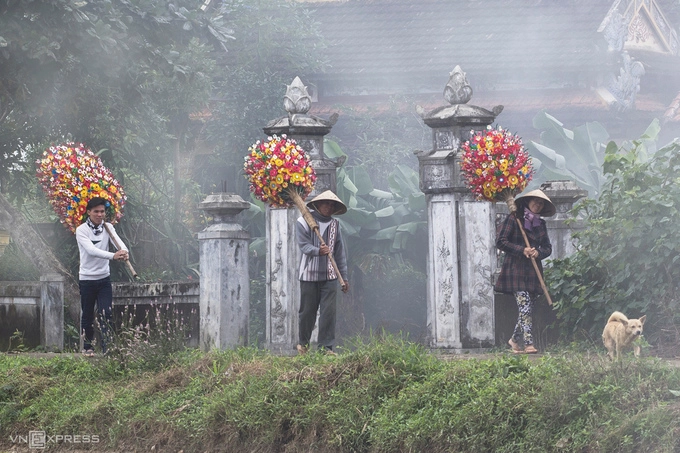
326, 96, 429, 190
198, 0, 328, 195
0, 0, 327, 280
0, 0, 235, 279
547, 130, 680, 348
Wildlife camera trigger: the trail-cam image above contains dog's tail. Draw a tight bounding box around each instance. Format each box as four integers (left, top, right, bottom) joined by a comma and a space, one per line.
607, 311, 629, 325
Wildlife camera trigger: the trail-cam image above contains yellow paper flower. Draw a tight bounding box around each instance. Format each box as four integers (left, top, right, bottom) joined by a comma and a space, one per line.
36, 141, 127, 233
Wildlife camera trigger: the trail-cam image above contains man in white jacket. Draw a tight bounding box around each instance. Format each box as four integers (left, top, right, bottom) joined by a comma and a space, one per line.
75, 197, 128, 356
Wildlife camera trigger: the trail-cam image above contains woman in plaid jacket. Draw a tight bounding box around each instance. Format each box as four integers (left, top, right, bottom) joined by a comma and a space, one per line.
494, 189, 555, 354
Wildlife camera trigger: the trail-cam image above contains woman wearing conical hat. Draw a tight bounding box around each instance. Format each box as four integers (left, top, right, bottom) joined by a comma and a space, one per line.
295, 190, 349, 355
494, 189, 555, 354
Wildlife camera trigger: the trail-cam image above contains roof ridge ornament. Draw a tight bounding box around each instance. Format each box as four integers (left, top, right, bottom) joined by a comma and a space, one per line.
599, 0, 679, 55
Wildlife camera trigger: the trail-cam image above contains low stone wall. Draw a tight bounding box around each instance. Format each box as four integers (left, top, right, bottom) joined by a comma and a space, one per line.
0, 282, 41, 350
0, 274, 64, 351
112, 281, 200, 348
0, 280, 199, 351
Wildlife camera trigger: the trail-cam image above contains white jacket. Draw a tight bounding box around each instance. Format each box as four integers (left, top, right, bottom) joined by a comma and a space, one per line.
75, 221, 128, 280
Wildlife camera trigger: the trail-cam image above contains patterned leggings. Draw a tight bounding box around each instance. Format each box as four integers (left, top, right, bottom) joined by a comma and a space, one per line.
512, 291, 534, 346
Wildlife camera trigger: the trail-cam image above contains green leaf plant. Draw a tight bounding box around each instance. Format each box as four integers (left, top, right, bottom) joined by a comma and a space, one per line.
546, 125, 680, 353
324, 139, 427, 274
526, 110, 611, 197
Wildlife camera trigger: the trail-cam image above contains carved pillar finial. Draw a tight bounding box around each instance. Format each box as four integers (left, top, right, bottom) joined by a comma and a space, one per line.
444, 65, 473, 105
284, 76, 312, 115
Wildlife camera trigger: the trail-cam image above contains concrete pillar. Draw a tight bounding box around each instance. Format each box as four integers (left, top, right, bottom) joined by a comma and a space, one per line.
40, 273, 64, 351
415, 66, 504, 351
263, 76, 341, 354
198, 193, 250, 351
265, 207, 300, 352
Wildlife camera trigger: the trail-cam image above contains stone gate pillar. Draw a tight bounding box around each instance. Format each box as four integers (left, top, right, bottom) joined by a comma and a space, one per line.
198, 193, 250, 351
415, 66, 504, 351
40, 273, 64, 351
263, 77, 341, 354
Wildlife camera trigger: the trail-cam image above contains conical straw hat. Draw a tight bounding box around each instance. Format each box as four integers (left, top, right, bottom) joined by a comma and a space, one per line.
515, 189, 556, 217
306, 190, 347, 215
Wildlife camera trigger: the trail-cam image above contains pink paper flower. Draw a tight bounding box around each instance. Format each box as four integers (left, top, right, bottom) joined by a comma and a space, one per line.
36, 142, 127, 233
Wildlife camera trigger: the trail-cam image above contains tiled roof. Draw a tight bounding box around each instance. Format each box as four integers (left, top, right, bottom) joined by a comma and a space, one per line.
309, 0, 612, 80
305, 0, 680, 131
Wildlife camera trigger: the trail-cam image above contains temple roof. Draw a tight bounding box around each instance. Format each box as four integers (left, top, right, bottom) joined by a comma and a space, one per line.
309, 0, 612, 80
302, 0, 680, 137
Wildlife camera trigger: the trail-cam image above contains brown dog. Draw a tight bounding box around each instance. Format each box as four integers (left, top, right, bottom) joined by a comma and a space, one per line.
602, 311, 646, 360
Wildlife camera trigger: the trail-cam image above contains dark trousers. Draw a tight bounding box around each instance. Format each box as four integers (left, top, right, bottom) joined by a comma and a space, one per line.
79, 277, 113, 352
299, 280, 338, 350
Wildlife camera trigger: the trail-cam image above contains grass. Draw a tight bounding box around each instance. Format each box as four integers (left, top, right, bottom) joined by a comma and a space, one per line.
1, 336, 680, 452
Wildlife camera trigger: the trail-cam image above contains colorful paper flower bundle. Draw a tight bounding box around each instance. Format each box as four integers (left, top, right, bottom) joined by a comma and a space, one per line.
460, 125, 534, 211
36, 141, 127, 233
243, 134, 316, 207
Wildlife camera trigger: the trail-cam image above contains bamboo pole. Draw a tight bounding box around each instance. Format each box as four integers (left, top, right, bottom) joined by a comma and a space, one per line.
102, 222, 138, 279
287, 189, 346, 288
514, 217, 553, 306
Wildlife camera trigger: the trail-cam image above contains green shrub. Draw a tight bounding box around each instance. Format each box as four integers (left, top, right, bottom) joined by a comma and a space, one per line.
2, 340, 680, 452
547, 136, 680, 349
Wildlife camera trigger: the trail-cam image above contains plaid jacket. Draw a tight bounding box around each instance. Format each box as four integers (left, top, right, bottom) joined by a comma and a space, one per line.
494, 212, 552, 295
296, 210, 348, 282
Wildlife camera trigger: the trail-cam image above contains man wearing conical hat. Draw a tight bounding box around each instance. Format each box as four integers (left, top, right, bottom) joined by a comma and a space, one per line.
295, 190, 349, 355
494, 189, 555, 355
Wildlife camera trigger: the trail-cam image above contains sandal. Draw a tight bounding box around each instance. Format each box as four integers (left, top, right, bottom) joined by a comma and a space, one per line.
524, 345, 539, 354
508, 338, 524, 354
296, 344, 308, 355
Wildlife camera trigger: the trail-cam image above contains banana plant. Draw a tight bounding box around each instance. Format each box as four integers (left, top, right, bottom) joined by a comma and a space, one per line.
526, 110, 610, 197
324, 139, 427, 268
527, 112, 662, 199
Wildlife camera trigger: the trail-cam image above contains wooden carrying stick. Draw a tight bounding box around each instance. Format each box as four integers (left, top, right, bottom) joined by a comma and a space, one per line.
288, 190, 346, 288
515, 217, 552, 306
102, 222, 138, 279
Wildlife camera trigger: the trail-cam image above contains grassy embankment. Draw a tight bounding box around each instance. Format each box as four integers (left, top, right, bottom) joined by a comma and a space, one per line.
2, 336, 680, 452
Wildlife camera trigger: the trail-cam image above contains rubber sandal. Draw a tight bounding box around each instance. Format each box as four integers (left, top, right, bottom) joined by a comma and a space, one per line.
524, 345, 539, 354
508, 338, 524, 353
296, 344, 308, 355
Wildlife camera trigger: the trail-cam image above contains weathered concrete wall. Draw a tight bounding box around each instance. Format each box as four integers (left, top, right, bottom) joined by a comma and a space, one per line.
0, 282, 41, 350
0, 280, 200, 351
0, 276, 64, 351
112, 281, 200, 348
266, 207, 301, 354
459, 201, 496, 348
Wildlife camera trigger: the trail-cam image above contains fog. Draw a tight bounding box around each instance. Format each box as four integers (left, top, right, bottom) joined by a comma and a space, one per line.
2, 0, 679, 349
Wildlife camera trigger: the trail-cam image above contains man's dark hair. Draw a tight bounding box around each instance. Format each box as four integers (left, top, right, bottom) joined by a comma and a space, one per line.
86, 197, 107, 210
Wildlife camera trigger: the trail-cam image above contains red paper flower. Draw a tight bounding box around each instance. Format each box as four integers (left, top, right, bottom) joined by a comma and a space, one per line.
36, 142, 127, 233
460, 126, 534, 203
243, 135, 316, 207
